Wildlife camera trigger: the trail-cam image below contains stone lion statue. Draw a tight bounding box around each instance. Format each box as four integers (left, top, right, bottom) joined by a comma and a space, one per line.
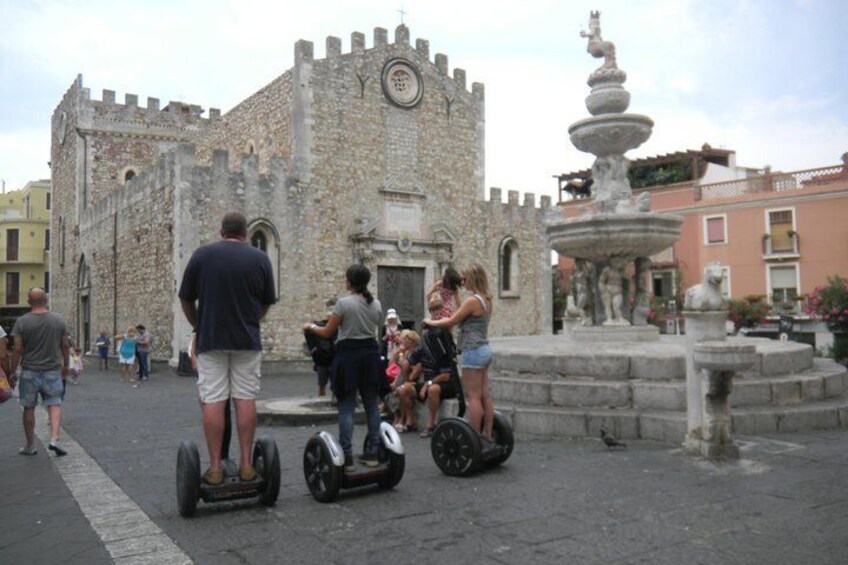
684, 263, 728, 311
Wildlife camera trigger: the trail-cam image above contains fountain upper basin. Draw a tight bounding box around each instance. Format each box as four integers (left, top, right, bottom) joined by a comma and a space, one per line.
568, 113, 654, 156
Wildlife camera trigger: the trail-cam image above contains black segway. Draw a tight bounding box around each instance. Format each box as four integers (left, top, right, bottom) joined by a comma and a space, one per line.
176, 398, 281, 517
303, 421, 404, 502
423, 327, 514, 476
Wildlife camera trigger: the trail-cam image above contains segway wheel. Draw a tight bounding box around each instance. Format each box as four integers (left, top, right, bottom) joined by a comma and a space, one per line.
303, 436, 342, 503
176, 440, 201, 517
377, 440, 405, 490
489, 411, 514, 467
253, 436, 281, 506
431, 419, 481, 476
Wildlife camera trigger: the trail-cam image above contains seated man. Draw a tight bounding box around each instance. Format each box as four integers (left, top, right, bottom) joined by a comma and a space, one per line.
398, 331, 457, 438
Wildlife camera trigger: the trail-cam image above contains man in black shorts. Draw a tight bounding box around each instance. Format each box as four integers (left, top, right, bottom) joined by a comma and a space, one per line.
402, 334, 456, 438
179, 212, 276, 485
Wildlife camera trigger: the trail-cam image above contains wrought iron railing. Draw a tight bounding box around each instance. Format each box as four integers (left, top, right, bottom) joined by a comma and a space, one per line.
762, 232, 799, 256
0, 246, 47, 263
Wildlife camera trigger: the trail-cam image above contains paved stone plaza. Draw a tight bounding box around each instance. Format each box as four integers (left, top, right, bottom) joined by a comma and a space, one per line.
1, 367, 847, 564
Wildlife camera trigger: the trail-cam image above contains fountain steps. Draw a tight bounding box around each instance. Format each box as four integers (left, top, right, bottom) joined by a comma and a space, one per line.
498, 396, 848, 444
486, 336, 848, 443
491, 358, 847, 411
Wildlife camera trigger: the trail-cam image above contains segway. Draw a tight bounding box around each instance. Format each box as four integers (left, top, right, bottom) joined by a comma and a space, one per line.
176, 398, 281, 517
303, 421, 404, 502
423, 327, 514, 476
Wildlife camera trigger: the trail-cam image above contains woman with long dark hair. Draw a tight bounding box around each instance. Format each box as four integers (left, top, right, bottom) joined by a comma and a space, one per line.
303, 264, 383, 471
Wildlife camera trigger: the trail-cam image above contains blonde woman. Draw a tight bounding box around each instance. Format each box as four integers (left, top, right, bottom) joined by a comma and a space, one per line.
388, 329, 420, 432
423, 263, 494, 440
115, 326, 138, 383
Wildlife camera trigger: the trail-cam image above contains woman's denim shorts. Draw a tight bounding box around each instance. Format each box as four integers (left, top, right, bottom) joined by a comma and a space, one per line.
460, 343, 493, 369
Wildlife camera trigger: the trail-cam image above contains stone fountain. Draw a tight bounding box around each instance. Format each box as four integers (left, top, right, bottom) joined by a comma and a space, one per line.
548, 11, 683, 333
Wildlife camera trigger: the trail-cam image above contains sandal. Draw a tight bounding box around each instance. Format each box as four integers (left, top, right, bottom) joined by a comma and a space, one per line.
419, 427, 435, 438
394, 424, 410, 433
202, 468, 224, 485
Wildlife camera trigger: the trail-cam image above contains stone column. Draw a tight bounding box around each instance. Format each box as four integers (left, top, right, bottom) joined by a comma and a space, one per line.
682, 311, 727, 450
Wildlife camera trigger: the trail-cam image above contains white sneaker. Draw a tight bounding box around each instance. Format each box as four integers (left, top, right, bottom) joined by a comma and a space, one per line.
18, 445, 37, 456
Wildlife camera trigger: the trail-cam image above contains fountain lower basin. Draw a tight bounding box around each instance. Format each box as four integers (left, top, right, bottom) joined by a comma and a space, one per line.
547, 212, 683, 261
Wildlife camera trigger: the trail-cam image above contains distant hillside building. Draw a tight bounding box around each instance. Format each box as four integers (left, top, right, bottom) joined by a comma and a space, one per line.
50, 24, 551, 362
1, 179, 51, 332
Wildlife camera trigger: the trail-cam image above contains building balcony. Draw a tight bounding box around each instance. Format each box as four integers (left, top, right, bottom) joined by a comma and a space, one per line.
0, 246, 48, 264
698, 163, 848, 201
762, 232, 800, 260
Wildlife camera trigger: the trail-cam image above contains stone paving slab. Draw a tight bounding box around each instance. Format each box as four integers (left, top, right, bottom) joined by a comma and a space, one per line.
3, 368, 848, 564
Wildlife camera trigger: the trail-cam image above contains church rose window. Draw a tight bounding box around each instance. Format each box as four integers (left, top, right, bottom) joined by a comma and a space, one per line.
381, 59, 423, 108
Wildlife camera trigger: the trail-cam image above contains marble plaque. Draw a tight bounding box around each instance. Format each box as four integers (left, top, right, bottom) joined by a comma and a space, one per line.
385, 201, 422, 235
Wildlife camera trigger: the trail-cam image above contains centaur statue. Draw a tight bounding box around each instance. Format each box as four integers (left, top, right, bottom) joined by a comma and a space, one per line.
580, 11, 618, 70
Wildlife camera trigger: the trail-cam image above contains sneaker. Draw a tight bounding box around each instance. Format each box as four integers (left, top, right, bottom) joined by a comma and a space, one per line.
358, 453, 380, 468
18, 445, 37, 456
239, 465, 257, 481
202, 468, 224, 485
343, 455, 355, 473
48, 441, 68, 457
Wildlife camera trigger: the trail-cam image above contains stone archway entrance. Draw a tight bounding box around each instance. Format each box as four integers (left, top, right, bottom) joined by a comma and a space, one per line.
377, 266, 425, 330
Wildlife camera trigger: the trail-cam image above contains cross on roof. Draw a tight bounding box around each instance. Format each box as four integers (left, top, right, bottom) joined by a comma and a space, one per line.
398, 4, 407, 24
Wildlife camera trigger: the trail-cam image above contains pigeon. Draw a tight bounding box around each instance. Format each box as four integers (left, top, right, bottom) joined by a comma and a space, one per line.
600, 428, 627, 449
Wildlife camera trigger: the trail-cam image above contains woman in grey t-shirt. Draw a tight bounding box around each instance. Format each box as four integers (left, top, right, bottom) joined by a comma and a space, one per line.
303, 264, 383, 471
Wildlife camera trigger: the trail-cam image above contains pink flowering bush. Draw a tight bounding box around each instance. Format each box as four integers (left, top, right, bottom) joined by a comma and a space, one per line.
807, 276, 848, 333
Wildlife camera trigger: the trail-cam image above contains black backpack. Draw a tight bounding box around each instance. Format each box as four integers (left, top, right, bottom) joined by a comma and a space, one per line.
304, 322, 335, 367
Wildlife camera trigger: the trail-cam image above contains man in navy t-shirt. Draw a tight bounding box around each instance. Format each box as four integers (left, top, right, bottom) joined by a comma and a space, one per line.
178, 212, 276, 485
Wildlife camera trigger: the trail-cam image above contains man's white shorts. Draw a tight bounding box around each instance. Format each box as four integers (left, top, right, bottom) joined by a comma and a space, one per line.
196, 350, 262, 404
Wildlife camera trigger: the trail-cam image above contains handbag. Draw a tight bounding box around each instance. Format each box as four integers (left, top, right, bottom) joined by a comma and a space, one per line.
386, 362, 401, 382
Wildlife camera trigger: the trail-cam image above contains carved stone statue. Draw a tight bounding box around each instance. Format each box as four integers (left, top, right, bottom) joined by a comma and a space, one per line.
599, 258, 628, 325
631, 257, 652, 325
570, 258, 594, 325
684, 263, 728, 311
591, 155, 631, 212
580, 11, 618, 70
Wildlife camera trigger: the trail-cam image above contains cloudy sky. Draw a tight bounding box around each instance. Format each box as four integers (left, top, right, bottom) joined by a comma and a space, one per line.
1, 0, 846, 201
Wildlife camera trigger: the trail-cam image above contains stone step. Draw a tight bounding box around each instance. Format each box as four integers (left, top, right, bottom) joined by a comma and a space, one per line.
490, 358, 847, 411
497, 396, 848, 445
489, 336, 814, 381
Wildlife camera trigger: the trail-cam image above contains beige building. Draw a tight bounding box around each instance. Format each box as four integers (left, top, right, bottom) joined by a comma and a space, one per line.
0, 179, 52, 332
49, 25, 552, 362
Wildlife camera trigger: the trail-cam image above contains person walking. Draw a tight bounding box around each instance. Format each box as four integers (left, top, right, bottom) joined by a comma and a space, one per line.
9, 288, 70, 456
135, 325, 152, 381
115, 327, 137, 383
95, 329, 110, 370
423, 263, 495, 441
303, 264, 383, 472
179, 211, 276, 485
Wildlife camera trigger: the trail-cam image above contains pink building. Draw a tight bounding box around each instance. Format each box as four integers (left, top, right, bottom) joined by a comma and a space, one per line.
556, 147, 848, 323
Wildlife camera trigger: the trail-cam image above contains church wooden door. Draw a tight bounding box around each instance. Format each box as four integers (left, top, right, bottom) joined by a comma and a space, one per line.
377, 267, 425, 330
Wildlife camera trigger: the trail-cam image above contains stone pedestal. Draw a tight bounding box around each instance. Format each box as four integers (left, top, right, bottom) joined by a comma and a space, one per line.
684, 332, 756, 459
683, 311, 728, 442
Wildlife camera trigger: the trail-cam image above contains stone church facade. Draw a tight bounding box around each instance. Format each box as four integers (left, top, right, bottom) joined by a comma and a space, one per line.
49, 25, 552, 363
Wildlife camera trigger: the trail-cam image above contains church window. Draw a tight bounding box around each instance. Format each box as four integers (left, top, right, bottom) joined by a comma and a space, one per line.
121, 167, 138, 185
248, 219, 280, 298
499, 237, 519, 297
251, 230, 267, 252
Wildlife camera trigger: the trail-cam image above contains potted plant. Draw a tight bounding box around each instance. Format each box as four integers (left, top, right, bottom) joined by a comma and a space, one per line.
807, 276, 848, 362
